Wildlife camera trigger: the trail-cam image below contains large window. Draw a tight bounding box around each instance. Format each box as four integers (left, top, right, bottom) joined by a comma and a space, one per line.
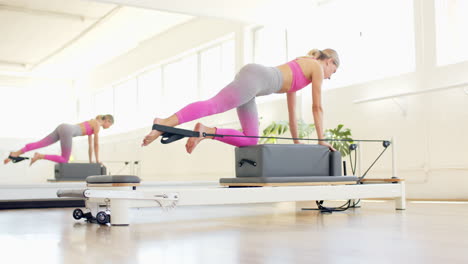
435, 0, 468, 66
137, 67, 162, 124
94, 88, 114, 116
78, 96, 94, 121
114, 79, 137, 133
287, 0, 415, 89
0, 87, 28, 137
163, 54, 198, 115
78, 37, 235, 134
253, 26, 287, 66
251, 26, 287, 102
0, 85, 74, 138
200, 40, 235, 98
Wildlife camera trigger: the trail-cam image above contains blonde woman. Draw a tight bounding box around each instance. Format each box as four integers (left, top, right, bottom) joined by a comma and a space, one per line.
4, 115, 114, 165
142, 49, 339, 153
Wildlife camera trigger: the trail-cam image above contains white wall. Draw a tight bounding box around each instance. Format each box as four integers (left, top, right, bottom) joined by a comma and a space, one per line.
0, 137, 57, 184
307, 68, 468, 200
299, 0, 468, 199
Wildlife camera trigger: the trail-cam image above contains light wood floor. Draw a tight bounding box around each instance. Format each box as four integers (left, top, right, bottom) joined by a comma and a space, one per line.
1, 200, 467, 264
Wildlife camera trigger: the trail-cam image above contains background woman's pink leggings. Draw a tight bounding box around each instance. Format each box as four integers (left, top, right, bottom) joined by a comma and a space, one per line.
21, 124, 82, 163
174, 64, 283, 147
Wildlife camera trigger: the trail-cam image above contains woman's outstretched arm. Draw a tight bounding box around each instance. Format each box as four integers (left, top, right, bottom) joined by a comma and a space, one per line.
310, 62, 336, 151
287, 91, 301, 144
88, 135, 93, 162
93, 132, 100, 163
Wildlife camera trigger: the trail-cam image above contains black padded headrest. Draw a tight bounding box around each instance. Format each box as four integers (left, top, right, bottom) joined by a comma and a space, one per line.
86, 175, 141, 184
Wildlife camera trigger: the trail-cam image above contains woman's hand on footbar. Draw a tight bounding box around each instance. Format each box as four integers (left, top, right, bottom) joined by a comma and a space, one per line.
319, 141, 336, 151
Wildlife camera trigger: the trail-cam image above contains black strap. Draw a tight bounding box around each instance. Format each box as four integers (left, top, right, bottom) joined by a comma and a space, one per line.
8, 156, 29, 163
152, 124, 200, 144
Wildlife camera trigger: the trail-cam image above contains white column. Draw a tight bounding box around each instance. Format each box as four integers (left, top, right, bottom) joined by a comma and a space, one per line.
391, 137, 397, 179
395, 181, 406, 210
110, 199, 130, 226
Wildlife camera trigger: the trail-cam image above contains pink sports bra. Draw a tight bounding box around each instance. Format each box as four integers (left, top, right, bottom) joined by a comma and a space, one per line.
83, 121, 94, 136
286, 57, 315, 93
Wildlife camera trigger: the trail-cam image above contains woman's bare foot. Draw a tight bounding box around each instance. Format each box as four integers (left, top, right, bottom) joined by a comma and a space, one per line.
142, 118, 164, 146
4, 151, 22, 164
30, 153, 43, 166
185, 123, 215, 154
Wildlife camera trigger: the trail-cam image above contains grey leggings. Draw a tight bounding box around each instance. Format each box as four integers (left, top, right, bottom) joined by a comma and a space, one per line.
21, 124, 82, 163
174, 63, 283, 146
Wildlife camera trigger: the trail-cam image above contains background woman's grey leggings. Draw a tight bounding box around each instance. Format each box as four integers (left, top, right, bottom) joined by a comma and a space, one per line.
21, 124, 82, 163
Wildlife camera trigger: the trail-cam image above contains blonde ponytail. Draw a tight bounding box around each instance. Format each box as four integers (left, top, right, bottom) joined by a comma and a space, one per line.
307, 49, 323, 59
96, 114, 114, 124
306, 48, 340, 67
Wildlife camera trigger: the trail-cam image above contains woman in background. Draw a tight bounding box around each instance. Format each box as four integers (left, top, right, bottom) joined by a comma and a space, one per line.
4, 115, 114, 166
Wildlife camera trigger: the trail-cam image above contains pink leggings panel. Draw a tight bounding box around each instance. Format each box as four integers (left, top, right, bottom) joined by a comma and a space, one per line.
43, 154, 70, 163
175, 94, 259, 147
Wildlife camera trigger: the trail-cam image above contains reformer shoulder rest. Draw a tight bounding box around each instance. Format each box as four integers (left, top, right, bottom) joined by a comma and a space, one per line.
86, 175, 141, 184
56, 175, 141, 198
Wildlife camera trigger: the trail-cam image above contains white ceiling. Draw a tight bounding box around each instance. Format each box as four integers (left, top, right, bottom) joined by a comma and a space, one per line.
92, 0, 328, 25
0, 0, 327, 79
0, 0, 192, 78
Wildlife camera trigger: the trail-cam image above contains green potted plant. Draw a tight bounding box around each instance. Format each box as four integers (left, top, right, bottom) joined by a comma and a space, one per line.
323, 124, 353, 157
260, 120, 353, 158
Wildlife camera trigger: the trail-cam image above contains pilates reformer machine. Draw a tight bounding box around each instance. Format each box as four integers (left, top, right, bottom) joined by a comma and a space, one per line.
57, 125, 406, 226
